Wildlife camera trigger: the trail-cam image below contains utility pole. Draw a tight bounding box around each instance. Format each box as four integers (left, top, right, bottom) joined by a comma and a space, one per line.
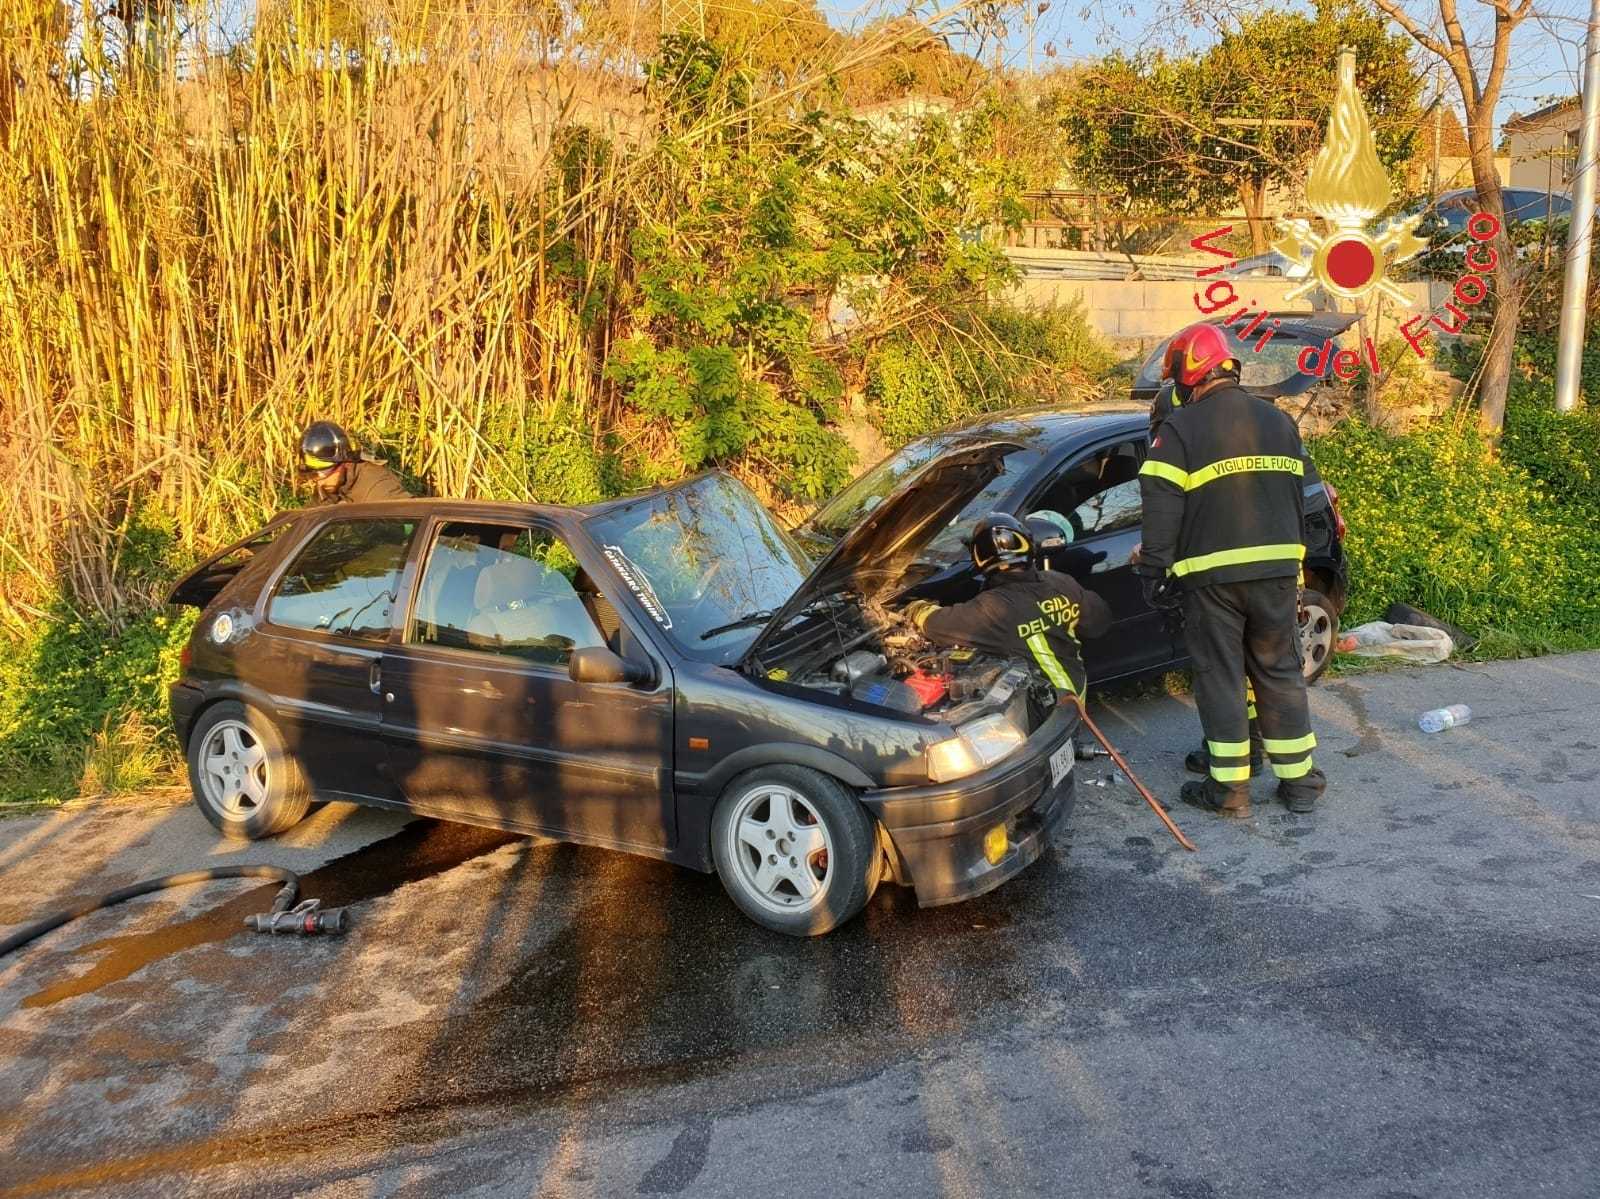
1431, 64, 1443, 196
1557, 0, 1600, 412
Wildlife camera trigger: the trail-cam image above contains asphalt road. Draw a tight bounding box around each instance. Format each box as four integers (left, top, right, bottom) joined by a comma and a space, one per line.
2, 652, 1598, 1198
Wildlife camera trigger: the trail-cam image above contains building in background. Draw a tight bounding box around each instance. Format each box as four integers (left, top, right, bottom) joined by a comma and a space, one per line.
1506, 98, 1581, 194
1410, 106, 1510, 193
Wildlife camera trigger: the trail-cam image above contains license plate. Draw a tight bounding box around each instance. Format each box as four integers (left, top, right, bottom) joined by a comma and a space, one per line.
1049, 741, 1074, 789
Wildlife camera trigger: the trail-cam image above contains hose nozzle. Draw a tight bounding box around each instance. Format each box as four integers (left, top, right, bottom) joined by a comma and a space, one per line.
244, 898, 348, 936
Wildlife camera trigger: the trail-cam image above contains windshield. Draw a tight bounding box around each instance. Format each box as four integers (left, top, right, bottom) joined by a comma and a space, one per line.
804, 434, 960, 538
583, 473, 812, 663
804, 438, 1043, 561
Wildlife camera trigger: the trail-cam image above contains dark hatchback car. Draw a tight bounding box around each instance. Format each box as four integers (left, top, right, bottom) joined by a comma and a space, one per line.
795, 402, 1348, 686
168, 462, 1081, 936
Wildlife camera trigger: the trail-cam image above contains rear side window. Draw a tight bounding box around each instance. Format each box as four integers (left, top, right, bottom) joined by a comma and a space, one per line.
408, 522, 605, 665
268, 519, 415, 641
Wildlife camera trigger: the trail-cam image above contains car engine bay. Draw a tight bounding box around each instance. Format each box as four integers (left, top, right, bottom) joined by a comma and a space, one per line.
751, 596, 1057, 732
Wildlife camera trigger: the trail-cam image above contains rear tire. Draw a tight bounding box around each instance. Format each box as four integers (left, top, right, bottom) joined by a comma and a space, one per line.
711, 765, 880, 937
187, 700, 311, 840
1298, 588, 1338, 685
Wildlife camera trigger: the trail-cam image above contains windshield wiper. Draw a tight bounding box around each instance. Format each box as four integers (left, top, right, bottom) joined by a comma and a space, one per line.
699, 609, 776, 640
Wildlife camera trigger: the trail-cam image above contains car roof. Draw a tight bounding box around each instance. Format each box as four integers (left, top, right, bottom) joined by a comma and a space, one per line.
290, 497, 588, 521
924, 402, 1148, 444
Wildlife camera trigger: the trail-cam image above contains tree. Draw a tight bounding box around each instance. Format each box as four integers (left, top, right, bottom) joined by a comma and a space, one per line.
1366, 0, 1533, 436
1056, 0, 1420, 253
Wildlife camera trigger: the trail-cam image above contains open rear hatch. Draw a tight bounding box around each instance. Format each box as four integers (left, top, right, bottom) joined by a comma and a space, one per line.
167, 516, 297, 608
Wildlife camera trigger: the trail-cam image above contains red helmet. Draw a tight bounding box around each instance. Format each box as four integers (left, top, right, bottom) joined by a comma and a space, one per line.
1162, 323, 1240, 389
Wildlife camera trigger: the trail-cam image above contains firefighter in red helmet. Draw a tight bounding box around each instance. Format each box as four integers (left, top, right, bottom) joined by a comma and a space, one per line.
1136, 324, 1326, 817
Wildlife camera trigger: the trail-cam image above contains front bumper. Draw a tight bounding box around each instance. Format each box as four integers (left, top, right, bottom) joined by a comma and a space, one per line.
861, 704, 1079, 907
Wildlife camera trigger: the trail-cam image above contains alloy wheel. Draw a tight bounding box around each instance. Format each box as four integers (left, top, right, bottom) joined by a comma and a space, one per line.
1299, 600, 1334, 679
199, 719, 270, 818
725, 783, 835, 916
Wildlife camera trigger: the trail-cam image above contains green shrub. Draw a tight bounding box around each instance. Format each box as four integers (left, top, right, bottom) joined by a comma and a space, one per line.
866, 299, 1115, 447
1501, 384, 1600, 511
1311, 420, 1600, 650
0, 607, 196, 806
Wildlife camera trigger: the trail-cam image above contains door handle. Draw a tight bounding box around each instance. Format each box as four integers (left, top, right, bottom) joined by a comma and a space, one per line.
369, 660, 382, 695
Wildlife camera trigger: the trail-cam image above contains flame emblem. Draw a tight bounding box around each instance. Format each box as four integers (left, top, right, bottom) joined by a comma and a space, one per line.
1274, 49, 1427, 304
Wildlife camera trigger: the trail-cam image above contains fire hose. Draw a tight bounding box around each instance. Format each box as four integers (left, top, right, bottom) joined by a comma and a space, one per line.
0, 865, 348, 961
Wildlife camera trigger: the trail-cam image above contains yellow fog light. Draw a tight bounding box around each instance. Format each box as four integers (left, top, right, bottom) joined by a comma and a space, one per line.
983, 823, 1009, 865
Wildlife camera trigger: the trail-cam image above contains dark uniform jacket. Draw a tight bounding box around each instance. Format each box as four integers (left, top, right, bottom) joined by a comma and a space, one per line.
1138, 382, 1306, 589
334, 459, 411, 504
913, 568, 1111, 697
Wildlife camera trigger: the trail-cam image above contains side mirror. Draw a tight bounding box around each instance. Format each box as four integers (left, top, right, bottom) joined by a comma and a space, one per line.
568, 646, 653, 687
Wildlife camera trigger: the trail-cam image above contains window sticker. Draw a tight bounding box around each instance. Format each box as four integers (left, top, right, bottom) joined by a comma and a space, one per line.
604, 545, 672, 629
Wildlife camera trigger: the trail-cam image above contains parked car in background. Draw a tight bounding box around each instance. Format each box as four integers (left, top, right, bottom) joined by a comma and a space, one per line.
1403, 187, 1573, 234
169, 466, 1085, 937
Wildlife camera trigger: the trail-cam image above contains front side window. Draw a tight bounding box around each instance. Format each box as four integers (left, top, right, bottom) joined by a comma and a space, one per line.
1070, 478, 1143, 538
1033, 441, 1143, 539
268, 519, 415, 641
408, 522, 604, 666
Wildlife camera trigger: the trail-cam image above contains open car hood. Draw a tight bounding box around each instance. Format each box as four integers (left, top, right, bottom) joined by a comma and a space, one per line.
741, 440, 1021, 667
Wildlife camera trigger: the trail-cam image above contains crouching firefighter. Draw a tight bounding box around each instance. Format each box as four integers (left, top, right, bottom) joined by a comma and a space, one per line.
901, 513, 1111, 706
1135, 323, 1327, 816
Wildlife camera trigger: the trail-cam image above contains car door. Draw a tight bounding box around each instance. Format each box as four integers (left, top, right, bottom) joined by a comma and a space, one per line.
1026, 438, 1177, 679
248, 515, 418, 800
379, 518, 675, 851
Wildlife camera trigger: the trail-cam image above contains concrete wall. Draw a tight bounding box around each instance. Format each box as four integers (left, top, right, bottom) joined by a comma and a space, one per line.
1008, 275, 1452, 359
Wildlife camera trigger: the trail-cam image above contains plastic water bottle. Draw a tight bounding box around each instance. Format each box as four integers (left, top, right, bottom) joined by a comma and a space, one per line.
1419, 704, 1471, 733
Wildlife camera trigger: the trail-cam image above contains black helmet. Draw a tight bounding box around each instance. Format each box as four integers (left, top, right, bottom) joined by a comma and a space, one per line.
300, 421, 354, 472
970, 512, 1032, 574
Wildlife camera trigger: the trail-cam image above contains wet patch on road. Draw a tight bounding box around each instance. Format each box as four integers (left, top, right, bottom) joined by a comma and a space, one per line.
20, 820, 519, 1009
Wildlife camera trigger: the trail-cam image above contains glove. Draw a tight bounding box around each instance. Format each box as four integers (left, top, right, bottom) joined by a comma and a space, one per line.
901, 598, 940, 630
1140, 574, 1182, 611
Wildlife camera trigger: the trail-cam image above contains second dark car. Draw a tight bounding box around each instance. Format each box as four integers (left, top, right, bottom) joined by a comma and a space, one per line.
795, 400, 1349, 686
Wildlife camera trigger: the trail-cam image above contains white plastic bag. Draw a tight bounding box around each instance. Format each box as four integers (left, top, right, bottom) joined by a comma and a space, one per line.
1337, 621, 1454, 663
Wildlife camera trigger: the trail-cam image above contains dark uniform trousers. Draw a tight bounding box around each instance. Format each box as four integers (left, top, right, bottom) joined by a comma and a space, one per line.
1185, 577, 1324, 801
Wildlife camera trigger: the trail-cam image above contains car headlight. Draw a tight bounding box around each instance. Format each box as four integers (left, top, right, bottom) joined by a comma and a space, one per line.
927, 714, 1027, 783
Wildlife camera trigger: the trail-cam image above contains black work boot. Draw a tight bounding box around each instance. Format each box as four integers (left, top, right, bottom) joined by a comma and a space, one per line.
1180, 779, 1251, 819
1184, 743, 1265, 776
1276, 768, 1327, 814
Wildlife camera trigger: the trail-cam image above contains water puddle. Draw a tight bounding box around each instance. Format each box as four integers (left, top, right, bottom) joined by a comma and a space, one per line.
21, 820, 520, 1009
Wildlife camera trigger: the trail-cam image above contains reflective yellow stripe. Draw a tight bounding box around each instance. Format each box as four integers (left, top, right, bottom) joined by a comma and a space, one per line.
304, 453, 336, 469
1184, 455, 1303, 491
1139, 459, 1189, 488
1206, 739, 1250, 757
1210, 764, 1252, 782
1263, 733, 1317, 755
1247, 700, 1259, 719
1171, 543, 1305, 577
1137, 456, 1303, 492
1026, 633, 1074, 692
1245, 680, 1257, 702
1272, 756, 1316, 779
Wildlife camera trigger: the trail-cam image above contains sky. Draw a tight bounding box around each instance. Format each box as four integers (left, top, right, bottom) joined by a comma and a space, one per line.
824, 0, 1583, 131
194, 0, 1580, 133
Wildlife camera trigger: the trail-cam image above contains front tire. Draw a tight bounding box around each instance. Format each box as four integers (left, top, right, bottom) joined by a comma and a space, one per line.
187, 700, 311, 840
1299, 588, 1338, 685
711, 765, 880, 937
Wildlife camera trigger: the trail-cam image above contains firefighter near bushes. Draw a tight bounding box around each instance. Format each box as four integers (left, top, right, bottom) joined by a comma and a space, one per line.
902, 514, 1111, 704
1135, 323, 1327, 817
